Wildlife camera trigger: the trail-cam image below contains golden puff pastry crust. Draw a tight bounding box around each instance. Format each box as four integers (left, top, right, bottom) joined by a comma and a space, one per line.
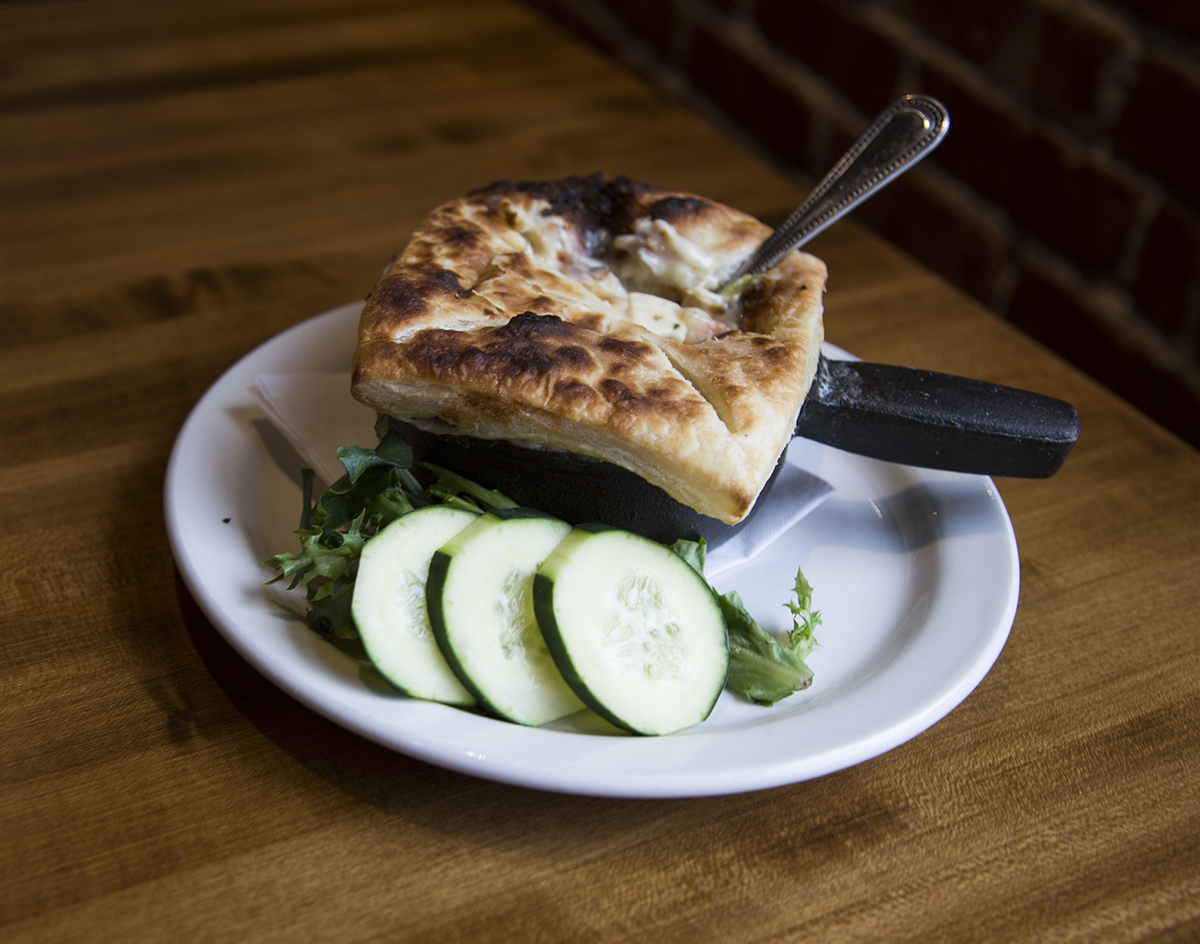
351, 174, 826, 524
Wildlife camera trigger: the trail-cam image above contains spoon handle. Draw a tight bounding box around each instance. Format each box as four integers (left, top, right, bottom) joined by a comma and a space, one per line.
724, 94, 949, 285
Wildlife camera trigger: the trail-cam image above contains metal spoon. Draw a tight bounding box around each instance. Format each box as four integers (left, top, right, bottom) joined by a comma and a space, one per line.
722, 94, 949, 287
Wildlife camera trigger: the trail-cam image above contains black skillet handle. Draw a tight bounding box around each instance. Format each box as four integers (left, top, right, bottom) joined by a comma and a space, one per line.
793, 356, 1081, 478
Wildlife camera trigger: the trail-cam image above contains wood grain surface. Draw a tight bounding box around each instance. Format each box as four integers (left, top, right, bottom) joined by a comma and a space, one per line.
2, 1, 1198, 942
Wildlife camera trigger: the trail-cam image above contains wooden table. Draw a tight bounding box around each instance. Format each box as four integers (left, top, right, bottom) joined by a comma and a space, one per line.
4, 1, 1198, 940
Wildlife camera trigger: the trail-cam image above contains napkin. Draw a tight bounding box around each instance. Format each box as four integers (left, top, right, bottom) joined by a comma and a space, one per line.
252, 372, 832, 577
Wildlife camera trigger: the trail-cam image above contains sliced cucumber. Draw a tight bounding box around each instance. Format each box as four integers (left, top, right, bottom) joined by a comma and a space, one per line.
427, 509, 584, 726
351, 505, 478, 706
534, 526, 729, 735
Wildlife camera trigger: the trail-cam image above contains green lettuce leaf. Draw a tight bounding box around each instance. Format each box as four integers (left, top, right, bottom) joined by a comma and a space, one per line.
668, 537, 708, 576
420, 463, 519, 513
669, 537, 820, 706
720, 588, 814, 706
264, 431, 513, 640
785, 567, 821, 660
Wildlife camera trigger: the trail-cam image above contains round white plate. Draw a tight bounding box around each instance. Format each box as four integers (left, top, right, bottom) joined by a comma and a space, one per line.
165, 302, 1019, 798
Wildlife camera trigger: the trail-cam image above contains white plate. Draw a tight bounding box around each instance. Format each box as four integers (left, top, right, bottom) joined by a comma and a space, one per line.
165, 303, 1019, 798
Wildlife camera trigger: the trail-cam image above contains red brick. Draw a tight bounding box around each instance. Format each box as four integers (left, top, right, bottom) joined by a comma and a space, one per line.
687, 25, 814, 172
1130, 200, 1200, 336
850, 173, 1004, 305
1009, 137, 1142, 275
1007, 269, 1200, 447
893, 0, 1121, 127
594, 0, 675, 57
1107, 0, 1200, 44
754, 0, 902, 117
921, 66, 1141, 275
892, 0, 1017, 66
919, 68, 1029, 205
1028, 12, 1123, 125
1111, 50, 1200, 212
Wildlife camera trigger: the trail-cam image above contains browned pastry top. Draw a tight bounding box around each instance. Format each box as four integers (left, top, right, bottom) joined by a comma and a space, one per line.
352, 174, 826, 524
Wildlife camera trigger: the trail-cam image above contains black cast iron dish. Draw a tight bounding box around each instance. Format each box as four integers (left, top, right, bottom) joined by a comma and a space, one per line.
388, 354, 1080, 547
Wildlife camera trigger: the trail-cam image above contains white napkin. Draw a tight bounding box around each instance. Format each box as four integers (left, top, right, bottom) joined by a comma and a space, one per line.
252, 372, 833, 576
253, 372, 379, 486
703, 466, 832, 575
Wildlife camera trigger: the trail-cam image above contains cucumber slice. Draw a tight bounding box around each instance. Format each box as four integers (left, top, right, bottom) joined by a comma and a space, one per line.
427, 509, 584, 726
351, 505, 478, 706
534, 527, 729, 735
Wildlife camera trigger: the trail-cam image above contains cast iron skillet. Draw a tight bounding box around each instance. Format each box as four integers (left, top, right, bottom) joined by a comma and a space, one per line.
387, 354, 1080, 547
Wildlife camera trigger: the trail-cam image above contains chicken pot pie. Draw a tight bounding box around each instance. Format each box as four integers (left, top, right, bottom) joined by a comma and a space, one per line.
351, 173, 826, 525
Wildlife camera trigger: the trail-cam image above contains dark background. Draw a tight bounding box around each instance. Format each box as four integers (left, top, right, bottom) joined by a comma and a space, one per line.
521, 0, 1200, 449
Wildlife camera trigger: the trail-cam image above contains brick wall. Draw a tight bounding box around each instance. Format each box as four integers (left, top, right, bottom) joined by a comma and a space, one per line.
520, 0, 1200, 448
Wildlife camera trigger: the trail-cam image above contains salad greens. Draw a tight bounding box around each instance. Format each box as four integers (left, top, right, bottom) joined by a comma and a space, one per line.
263, 430, 515, 639
265, 433, 820, 706
670, 539, 820, 706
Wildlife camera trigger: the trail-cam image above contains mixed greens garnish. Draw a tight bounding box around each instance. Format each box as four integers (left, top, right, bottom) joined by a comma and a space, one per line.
265, 434, 820, 707
264, 430, 515, 639
670, 539, 819, 706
